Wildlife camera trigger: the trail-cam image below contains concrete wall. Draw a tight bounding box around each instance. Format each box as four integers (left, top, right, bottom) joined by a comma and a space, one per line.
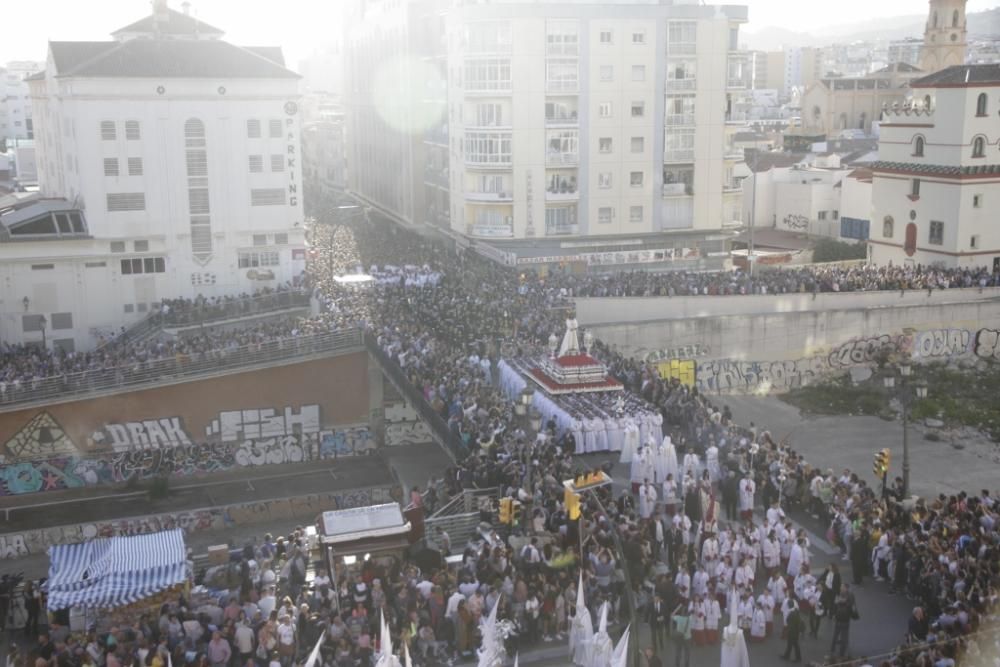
0, 483, 396, 560
589, 299, 1000, 394
576, 288, 1000, 325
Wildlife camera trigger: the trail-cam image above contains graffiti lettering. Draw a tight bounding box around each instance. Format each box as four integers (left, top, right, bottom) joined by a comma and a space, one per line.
696, 357, 828, 394
234, 436, 305, 467
828, 335, 897, 368
0, 534, 28, 559
644, 344, 710, 364
914, 329, 971, 358
783, 214, 809, 231
206, 404, 320, 442
974, 329, 1000, 360
96, 417, 193, 451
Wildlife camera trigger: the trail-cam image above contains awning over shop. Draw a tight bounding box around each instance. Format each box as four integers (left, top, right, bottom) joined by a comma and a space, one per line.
47, 529, 187, 610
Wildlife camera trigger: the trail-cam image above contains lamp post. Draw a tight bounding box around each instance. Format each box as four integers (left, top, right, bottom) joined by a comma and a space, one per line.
883, 363, 928, 498
39, 315, 47, 349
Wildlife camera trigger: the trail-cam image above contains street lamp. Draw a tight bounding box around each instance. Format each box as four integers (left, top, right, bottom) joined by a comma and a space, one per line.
883, 363, 923, 498
39, 315, 47, 349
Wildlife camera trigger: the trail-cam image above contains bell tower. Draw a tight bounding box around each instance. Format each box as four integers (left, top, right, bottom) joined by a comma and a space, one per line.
921, 0, 968, 74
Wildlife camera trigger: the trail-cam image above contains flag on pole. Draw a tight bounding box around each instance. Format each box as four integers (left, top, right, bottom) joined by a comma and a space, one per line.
303, 630, 326, 667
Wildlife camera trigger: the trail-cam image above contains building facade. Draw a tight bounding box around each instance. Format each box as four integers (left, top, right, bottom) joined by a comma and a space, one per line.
869, 64, 1000, 269
920, 0, 968, 74
0, 1, 304, 351
0, 61, 44, 144
346, 0, 748, 261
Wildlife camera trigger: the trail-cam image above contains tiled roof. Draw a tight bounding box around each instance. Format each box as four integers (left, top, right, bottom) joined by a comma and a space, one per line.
112, 8, 224, 36
911, 64, 1000, 87
871, 161, 1000, 176
50, 39, 298, 79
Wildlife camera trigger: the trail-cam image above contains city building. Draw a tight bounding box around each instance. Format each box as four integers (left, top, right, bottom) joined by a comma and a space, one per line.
869, 64, 1000, 269
1, 0, 304, 351
783, 47, 823, 100
0, 61, 44, 144
751, 51, 786, 98
302, 92, 348, 214
346, 0, 749, 267
800, 63, 923, 136
920, 0, 968, 73
888, 38, 924, 68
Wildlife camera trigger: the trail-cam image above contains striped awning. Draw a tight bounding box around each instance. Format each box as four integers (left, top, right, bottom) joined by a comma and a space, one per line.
46, 529, 188, 610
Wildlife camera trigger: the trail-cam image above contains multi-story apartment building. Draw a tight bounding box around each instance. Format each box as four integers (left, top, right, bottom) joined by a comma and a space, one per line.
346, 0, 748, 266
888, 38, 924, 68
0, 61, 44, 144
0, 1, 304, 351
870, 64, 1000, 269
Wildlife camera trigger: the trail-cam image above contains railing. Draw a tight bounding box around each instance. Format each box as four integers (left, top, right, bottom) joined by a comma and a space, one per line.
545, 114, 578, 126
546, 152, 579, 166
667, 43, 697, 55
664, 149, 695, 162
465, 80, 512, 94
364, 332, 468, 462
465, 190, 514, 202
662, 182, 691, 196
157, 290, 311, 329
665, 78, 697, 91
666, 113, 696, 126
95, 309, 163, 352
545, 79, 579, 93
431, 486, 501, 518
0, 328, 364, 409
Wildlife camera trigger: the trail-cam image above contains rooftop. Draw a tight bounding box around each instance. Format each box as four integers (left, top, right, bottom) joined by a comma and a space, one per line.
911, 64, 1000, 87
112, 7, 224, 37
48, 39, 297, 79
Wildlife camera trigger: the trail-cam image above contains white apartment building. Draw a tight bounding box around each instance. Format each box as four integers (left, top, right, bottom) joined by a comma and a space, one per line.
870, 64, 1000, 269
0, 61, 44, 144
346, 0, 748, 265
0, 1, 304, 351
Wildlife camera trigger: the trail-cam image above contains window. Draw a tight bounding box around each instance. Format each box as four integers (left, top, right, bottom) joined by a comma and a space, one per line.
253, 234, 268, 246
22, 315, 45, 332
598, 172, 612, 188
630, 137, 644, 153
832, 210, 839, 220
976, 93, 987, 117
475, 103, 503, 126
249, 155, 264, 173
631, 101, 645, 118
629, 206, 643, 223
630, 171, 644, 187
100, 121, 116, 140
103, 158, 119, 177
247, 119, 261, 138
929, 220, 944, 245
911, 179, 920, 197
185, 118, 213, 259
110, 241, 126, 253
464, 131, 512, 164
30, 264, 54, 270
974, 194, 983, 208
50, 313, 73, 330
463, 21, 512, 53
128, 157, 143, 176
270, 154, 284, 172
251, 189, 286, 206
631, 65, 646, 81
598, 102, 613, 118
274, 233, 288, 245
883, 216, 894, 238
600, 65, 613, 82
464, 58, 512, 91
134, 240, 149, 252
972, 136, 986, 158
106, 193, 146, 212
599, 137, 613, 153
913, 136, 924, 156
599, 30, 613, 44
120, 257, 165, 274
85, 262, 107, 268
632, 31, 645, 44
818, 211, 827, 221
971, 234, 980, 249
124, 304, 134, 314
598, 207, 613, 224
125, 120, 140, 140
238, 251, 280, 268
268, 119, 283, 138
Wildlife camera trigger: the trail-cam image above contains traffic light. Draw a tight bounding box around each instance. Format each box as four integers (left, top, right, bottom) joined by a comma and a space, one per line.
498, 498, 512, 524
565, 487, 581, 521
873, 449, 891, 477
511, 500, 522, 525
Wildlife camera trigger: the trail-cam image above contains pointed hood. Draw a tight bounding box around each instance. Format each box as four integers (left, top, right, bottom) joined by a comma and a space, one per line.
381, 610, 393, 661
513, 655, 519, 667
576, 570, 586, 613
403, 640, 412, 667
612, 625, 630, 667
597, 601, 609, 635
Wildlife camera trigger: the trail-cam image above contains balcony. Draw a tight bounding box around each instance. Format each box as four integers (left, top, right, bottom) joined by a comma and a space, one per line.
465, 80, 512, 95
725, 111, 749, 124
546, 79, 579, 94
545, 111, 579, 127
662, 182, 693, 197
666, 113, 696, 127
465, 190, 514, 202
727, 77, 748, 90
666, 78, 697, 92
664, 149, 695, 163
545, 185, 579, 202
724, 147, 745, 161
423, 169, 449, 189
546, 151, 579, 166
546, 43, 579, 57
723, 181, 743, 193
667, 43, 697, 55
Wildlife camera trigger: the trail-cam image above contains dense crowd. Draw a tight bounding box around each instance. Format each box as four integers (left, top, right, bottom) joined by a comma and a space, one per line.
5, 219, 999, 667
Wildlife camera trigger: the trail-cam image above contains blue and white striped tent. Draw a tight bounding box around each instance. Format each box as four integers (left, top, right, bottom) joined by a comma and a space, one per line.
46, 529, 188, 610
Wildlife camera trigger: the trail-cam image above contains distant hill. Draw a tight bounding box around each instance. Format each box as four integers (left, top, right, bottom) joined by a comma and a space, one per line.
744, 7, 1000, 51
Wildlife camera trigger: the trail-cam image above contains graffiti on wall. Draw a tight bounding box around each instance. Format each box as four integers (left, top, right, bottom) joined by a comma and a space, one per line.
697, 326, 1000, 394
782, 214, 809, 231
3, 412, 77, 461
0, 425, 375, 496
92, 417, 194, 452
206, 404, 321, 442
0, 484, 395, 560
644, 344, 711, 364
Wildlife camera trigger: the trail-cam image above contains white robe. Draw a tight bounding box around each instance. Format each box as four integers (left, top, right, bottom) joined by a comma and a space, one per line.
639, 483, 658, 520
572, 419, 585, 455
605, 418, 623, 452
654, 444, 668, 483
738, 478, 756, 512
663, 438, 679, 481
750, 608, 767, 640
683, 452, 700, 481
583, 419, 599, 454
786, 544, 804, 578
620, 421, 639, 463
706, 446, 721, 483
593, 418, 608, 452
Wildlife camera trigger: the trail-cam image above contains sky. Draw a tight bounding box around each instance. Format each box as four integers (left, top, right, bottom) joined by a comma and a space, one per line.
3, 0, 1000, 66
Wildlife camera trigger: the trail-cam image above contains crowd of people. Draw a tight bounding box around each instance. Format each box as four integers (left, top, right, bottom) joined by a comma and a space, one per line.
4, 219, 999, 667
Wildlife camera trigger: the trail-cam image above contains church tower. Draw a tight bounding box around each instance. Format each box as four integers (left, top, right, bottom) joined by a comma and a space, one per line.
920, 0, 968, 73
